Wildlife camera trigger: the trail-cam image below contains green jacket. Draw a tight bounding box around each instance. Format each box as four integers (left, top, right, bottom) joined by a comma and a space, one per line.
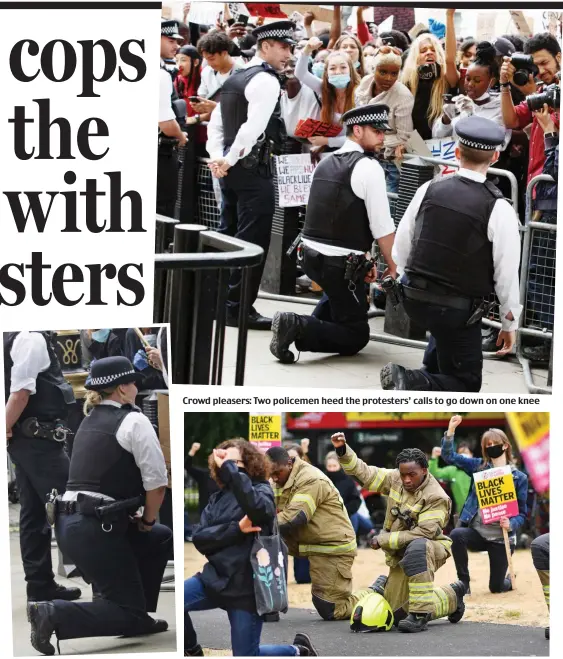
428, 458, 471, 515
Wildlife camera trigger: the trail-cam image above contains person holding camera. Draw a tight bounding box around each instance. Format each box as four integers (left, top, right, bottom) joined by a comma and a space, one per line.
184, 440, 317, 656
500, 33, 560, 185
207, 21, 296, 331
331, 432, 466, 633
441, 416, 528, 596
5, 332, 79, 605
269, 105, 397, 365
27, 356, 172, 654
381, 115, 522, 392
158, 19, 188, 218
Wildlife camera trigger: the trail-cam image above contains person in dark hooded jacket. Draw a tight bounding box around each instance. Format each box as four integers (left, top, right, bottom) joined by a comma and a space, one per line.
184, 439, 317, 657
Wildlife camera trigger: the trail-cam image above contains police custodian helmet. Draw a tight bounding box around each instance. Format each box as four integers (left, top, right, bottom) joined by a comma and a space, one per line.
350, 592, 394, 632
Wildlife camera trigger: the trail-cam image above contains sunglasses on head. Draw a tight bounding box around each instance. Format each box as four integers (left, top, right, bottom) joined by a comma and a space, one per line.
376, 45, 402, 57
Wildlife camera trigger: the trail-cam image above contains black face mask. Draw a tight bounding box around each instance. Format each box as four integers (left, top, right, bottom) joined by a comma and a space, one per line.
417, 62, 441, 80
238, 466, 248, 474
486, 444, 505, 459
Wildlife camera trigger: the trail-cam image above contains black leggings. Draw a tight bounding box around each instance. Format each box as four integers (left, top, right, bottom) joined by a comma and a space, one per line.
450, 526, 514, 593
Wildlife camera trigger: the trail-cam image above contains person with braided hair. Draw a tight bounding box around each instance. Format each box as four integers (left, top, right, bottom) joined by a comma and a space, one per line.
332, 433, 467, 633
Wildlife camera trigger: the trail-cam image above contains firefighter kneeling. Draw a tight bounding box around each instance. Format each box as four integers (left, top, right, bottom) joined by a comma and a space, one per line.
333, 433, 467, 633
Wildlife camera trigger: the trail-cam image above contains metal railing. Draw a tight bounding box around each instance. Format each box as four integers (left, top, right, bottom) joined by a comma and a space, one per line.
155, 222, 264, 385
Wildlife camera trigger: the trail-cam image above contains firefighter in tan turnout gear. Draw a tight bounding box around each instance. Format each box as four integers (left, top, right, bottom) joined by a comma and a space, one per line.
266, 447, 373, 621
332, 432, 467, 633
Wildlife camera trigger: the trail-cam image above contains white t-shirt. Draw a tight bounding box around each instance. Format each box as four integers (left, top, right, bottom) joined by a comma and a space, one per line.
280, 85, 320, 138
159, 67, 175, 122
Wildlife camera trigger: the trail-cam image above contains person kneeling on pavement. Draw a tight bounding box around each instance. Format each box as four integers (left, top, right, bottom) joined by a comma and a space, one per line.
28, 357, 172, 656
332, 432, 466, 633
185, 439, 317, 657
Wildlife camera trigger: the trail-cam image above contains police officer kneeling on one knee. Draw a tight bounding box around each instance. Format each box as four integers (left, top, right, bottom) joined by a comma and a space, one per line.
158, 19, 188, 218
28, 357, 172, 656
5, 331, 79, 604
270, 105, 397, 364
207, 21, 295, 331
381, 116, 522, 392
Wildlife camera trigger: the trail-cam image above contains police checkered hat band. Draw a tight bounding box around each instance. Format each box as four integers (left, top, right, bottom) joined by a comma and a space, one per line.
253, 20, 296, 44
161, 19, 182, 39
457, 136, 498, 150
88, 369, 136, 387
258, 28, 293, 39
341, 104, 392, 130
344, 111, 388, 126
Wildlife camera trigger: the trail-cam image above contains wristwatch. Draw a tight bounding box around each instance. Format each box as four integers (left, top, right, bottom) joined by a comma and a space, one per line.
141, 517, 156, 526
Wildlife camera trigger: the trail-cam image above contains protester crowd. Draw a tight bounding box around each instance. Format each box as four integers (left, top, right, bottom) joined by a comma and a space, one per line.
159, 5, 559, 379
184, 418, 550, 655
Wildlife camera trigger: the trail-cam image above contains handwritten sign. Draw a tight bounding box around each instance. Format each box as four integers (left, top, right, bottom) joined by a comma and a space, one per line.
506, 412, 550, 494
510, 10, 533, 37
424, 138, 457, 176
276, 154, 316, 207
476, 13, 496, 41
474, 466, 519, 524
249, 415, 282, 452
188, 1, 223, 25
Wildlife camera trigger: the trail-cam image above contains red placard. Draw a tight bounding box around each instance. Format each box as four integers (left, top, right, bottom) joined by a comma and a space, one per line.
246, 3, 287, 18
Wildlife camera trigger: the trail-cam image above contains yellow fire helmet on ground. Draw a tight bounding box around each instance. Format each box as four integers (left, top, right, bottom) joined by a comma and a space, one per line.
350, 592, 394, 633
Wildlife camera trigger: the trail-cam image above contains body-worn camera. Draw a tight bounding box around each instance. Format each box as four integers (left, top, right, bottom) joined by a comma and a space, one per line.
510, 52, 539, 86
526, 83, 560, 111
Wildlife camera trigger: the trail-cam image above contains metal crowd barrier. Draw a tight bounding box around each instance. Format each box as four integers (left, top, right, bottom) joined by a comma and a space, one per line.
154, 221, 264, 386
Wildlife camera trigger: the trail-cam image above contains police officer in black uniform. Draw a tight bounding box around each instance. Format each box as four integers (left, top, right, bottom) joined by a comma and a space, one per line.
158, 19, 187, 217
381, 116, 522, 392
5, 331, 80, 604
269, 105, 397, 363
27, 357, 172, 655
207, 21, 295, 330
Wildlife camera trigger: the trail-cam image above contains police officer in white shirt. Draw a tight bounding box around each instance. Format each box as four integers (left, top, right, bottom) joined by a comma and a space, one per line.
28, 357, 171, 654
270, 105, 397, 363
207, 20, 296, 331
381, 116, 522, 392
158, 19, 187, 217
4, 331, 79, 604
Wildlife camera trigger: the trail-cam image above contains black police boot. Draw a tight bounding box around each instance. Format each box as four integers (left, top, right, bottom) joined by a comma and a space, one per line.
448, 580, 467, 623
28, 601, 57, 656
370, 574, 388, 597
293, 632, 318, 656
545, 627, 549, 640
461, 580, 471, 596
123, 617, 169, 637
184, 644, 204, 656
28, 583, 82, 602
521, 342, 551, 365
380, 363, 430, 390
397, 612, 432, 633
226, 308, 272, 331
270, 312, 304, 364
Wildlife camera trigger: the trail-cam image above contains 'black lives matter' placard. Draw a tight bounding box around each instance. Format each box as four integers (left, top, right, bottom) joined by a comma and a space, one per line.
0, 1, 161, 327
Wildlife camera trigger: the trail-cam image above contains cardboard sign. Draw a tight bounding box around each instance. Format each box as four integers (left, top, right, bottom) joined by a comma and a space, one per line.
409, 23, 428, 40
281, 5, 333, 24
188, 1, 223, 26
275, 153, 316, 207
476, 13, 496, 41
506, 412, 550, 494
474, 466, 518, 524
510, 10, 533, 37
378, 15, 394, 32
249, 414, 282, 452
424, 138, 458, 176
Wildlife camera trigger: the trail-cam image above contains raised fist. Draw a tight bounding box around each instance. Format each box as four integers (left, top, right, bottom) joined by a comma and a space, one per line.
331, 432, 346, 449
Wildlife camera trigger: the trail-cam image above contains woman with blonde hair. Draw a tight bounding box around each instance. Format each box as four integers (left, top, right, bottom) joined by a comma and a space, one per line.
296, 37, 359, 152
356, 46, 414, 192
400, 12, 459, 140
28, 356, 172, 654
441, 415, 528, 596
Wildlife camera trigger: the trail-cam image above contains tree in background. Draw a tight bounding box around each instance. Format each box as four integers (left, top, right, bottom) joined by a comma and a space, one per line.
184, 412, 249, 465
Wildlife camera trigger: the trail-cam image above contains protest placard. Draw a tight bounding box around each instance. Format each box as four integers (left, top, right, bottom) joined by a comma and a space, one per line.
509, 10, 533, 37
275, 154, 316, 208
506, 412, 550, 494
474, 465, 519, 524
281, 5, 333, 23
246, 3, 288, 19
424, 138, 458, 175
188, 2, 223, 25
249, 415, 282, 452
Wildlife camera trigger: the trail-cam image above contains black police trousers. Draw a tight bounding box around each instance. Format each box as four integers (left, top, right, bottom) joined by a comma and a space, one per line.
7, 434, 69, 596
403, 297, 483, 392
156, 145, 179, 218
51, 512, 172, 639
294, 248, 370, 356
218, 163, 275, 314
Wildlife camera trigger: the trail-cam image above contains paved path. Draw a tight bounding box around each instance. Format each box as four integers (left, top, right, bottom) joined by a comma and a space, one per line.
220, 299, 548, 392
189, 607, 549, 656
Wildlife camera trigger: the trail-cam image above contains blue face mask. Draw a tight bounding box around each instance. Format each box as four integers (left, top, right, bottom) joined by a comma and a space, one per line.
312, 62, 325, 78
92, 329, 111, 343
328, 73, 351, 89
354, 60, 361, 69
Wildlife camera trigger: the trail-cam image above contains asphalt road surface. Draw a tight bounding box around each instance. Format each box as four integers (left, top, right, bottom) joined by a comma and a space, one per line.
189, 607, 549, 656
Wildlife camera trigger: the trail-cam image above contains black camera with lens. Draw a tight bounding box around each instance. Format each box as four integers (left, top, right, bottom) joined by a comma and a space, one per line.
526, 83, 560, 111
510, 52, 539, 86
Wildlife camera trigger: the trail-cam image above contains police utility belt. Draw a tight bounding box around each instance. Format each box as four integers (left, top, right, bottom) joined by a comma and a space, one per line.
296, 243, 374, 291
387, 275, 494, 327
46, 491, 144, 531
15, 417, 71, 443
237, 133, 274, 174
